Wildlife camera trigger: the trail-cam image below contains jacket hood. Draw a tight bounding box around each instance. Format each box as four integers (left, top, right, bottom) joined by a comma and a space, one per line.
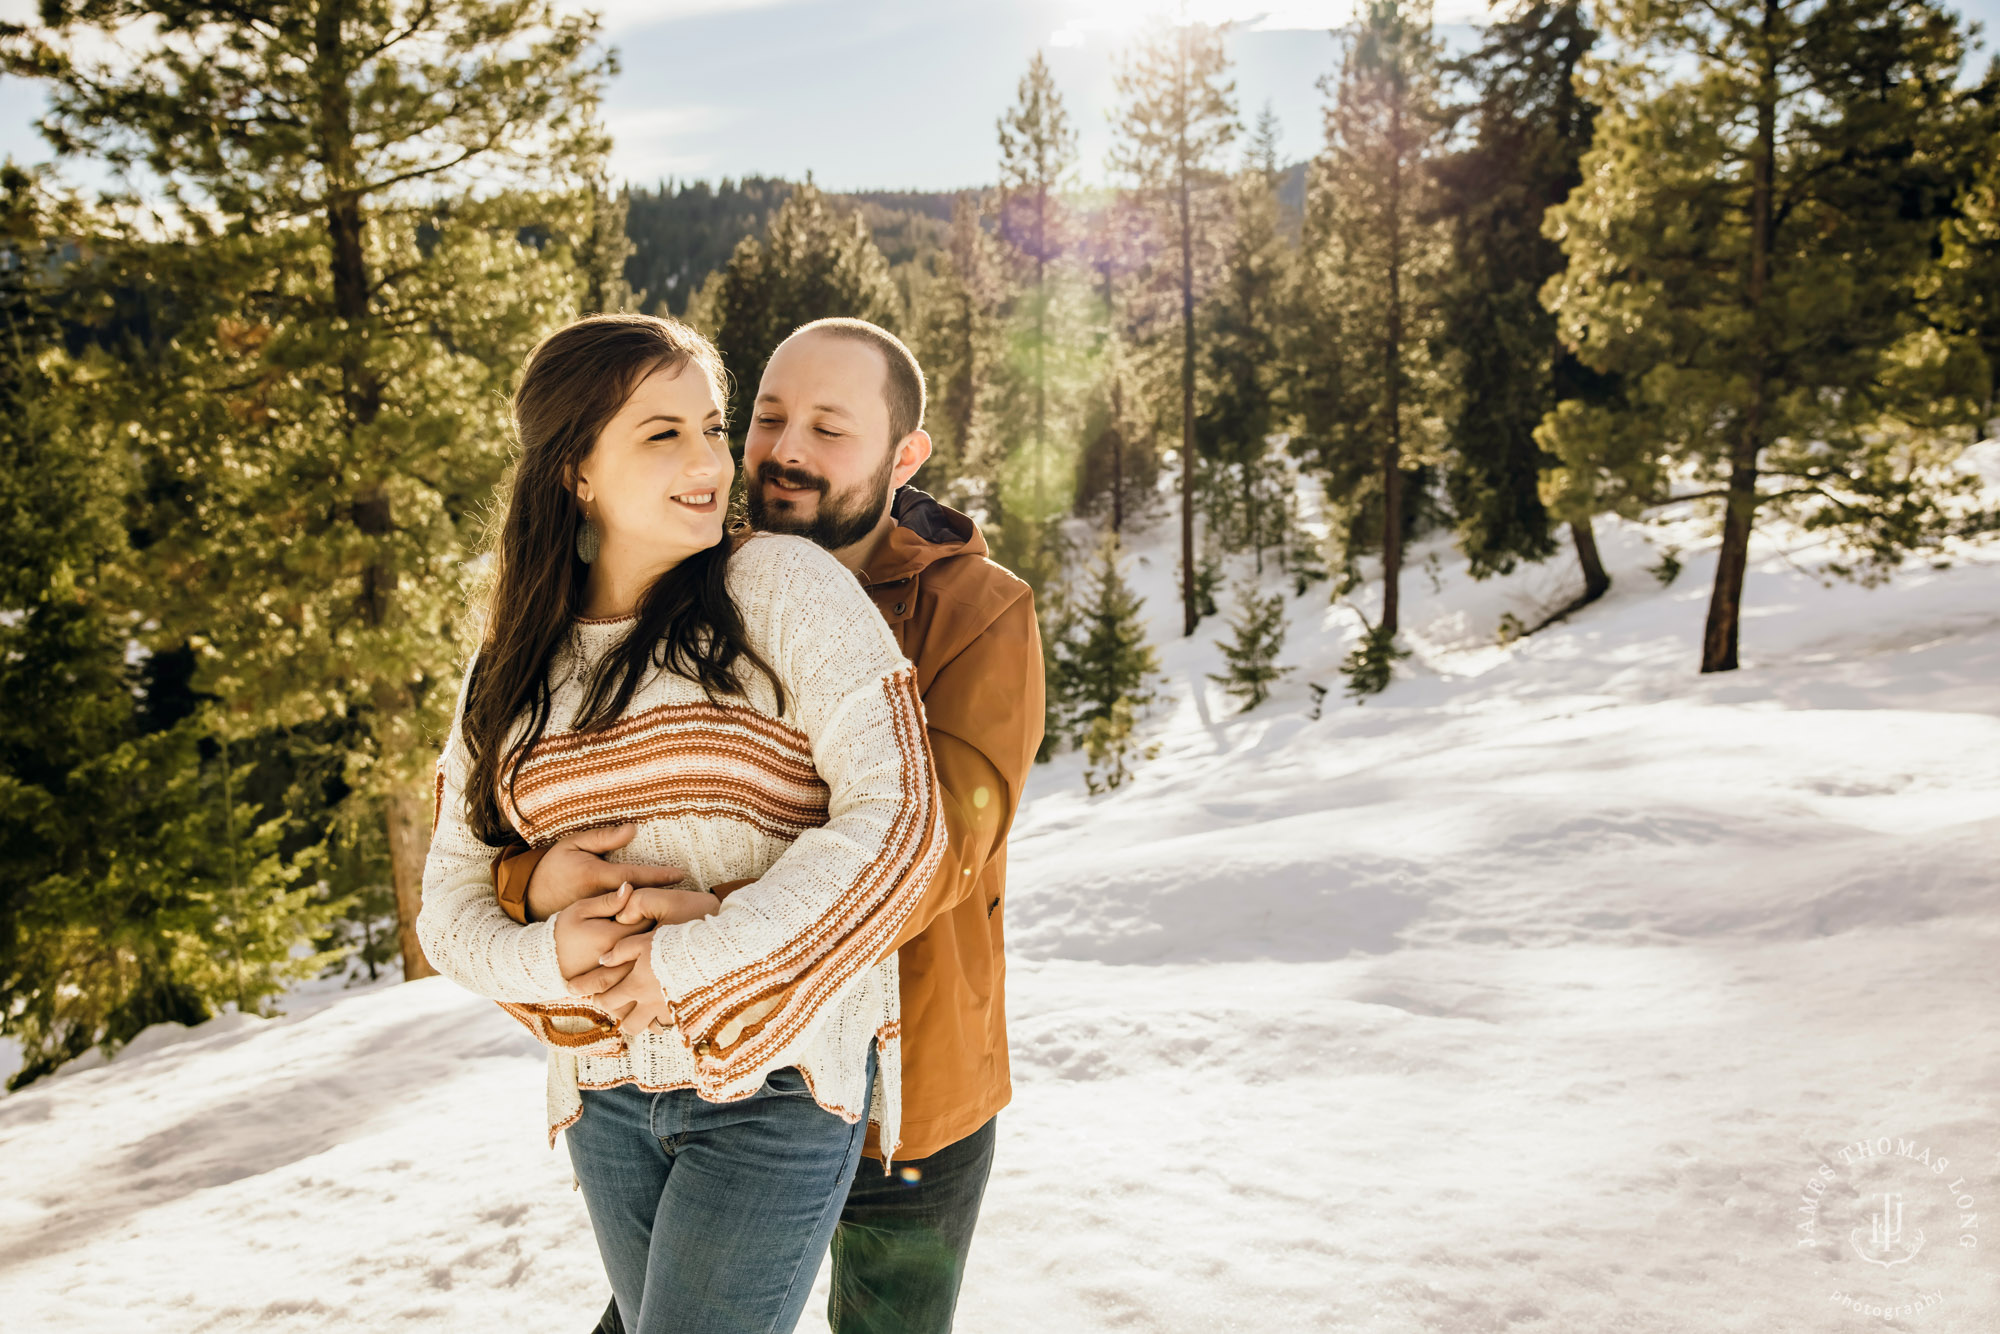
858, 485, 988, 589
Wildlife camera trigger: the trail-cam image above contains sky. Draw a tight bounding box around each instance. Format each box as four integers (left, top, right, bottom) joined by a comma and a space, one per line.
1, 0, 1998, 192
589, 0, 1493, 189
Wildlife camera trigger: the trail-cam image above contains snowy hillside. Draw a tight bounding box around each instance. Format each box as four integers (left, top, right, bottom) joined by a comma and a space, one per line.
3, 460, 1997, 1333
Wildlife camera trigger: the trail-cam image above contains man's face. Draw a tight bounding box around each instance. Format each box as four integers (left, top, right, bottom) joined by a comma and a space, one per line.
743, 332, 901, 551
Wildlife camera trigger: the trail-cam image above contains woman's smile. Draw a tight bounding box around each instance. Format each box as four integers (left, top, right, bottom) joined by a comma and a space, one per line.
673, 489, 718, 514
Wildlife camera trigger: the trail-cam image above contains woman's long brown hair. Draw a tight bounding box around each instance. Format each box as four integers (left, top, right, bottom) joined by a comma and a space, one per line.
459, 314, 783, 846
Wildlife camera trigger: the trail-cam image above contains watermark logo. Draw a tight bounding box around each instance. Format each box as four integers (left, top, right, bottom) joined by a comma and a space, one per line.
1794, 1133, 1983, 1321
1852, 1191, 1924, 1267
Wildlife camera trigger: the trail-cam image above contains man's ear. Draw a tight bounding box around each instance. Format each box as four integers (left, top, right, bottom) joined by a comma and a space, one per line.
891, 429, 933, 489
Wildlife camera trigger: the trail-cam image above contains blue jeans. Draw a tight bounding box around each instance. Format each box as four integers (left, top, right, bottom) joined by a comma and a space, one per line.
565, 1045, 877, 1334
594, 1113, 999, 1334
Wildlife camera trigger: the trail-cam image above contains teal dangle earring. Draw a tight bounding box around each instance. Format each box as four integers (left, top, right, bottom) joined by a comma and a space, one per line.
576, 497, 600, 564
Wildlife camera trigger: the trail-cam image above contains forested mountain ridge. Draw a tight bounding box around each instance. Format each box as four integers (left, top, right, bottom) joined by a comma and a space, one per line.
619, 170, 1308, 313
623, 178, 961, 312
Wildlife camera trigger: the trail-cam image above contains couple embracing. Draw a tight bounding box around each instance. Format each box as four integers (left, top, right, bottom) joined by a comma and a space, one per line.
416, 313, 1043, 1334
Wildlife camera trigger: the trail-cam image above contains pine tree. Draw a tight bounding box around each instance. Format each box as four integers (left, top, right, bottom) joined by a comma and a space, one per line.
1208, 581, 1292, 711
998, 51, 1079, 523
1435, 0, 1602, 586
578, 177, 642, 315
1543, 0, 1988, 674
1931, 61, 2000, 423
0, 175, 341, 1085
1049, 532, 1161, 792
1341, 617, 1411, 699
623, 176, 795, 316
5, 0, 612, 982
691, 180, 902, 439
1283, 487, 1332, 595
1199, 106, 1292, 573
910, 192, 1011, 507
1110, 19, 1239, 637
1190, 526, 1224, 620
1297, 0, 1452, 648
1075, 191, 1165, 534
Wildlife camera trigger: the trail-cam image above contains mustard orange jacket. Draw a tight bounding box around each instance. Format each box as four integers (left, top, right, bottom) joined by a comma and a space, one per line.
494, 487, 1044, 1161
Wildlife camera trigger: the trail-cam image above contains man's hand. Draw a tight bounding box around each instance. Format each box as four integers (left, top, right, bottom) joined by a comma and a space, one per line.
525, 823, 688, 923
552, 884, 650, 982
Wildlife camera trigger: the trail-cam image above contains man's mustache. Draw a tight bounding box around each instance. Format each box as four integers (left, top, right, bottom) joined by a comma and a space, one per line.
755, 461, 829, 496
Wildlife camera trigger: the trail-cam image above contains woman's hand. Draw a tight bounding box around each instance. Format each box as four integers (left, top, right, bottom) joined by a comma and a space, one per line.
552, 884, 649, 982
562, 889, 719, 1027
614, 885, 723, 928
575, 929, 677, 1036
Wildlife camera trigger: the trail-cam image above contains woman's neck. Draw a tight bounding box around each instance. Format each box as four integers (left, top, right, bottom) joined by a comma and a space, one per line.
580, 545, 682, 620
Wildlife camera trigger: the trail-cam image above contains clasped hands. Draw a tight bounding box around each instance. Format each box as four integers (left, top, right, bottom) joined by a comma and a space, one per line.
539, 823, 726, 1037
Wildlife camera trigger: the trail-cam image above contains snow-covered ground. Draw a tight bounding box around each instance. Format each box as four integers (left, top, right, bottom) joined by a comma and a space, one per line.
3, 457, 1998, 1333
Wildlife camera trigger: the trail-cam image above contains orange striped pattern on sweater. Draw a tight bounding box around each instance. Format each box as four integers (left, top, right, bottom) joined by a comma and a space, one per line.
502, 700, 830, 848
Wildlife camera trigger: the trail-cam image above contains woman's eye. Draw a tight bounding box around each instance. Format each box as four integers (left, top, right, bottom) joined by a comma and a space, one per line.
816, 427, 839, 438
648, 429, 678, 441
705, 425, 727, 438
756, 416, 780, 427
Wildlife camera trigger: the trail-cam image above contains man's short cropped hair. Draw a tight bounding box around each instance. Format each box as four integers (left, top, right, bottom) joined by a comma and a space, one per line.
785, 317, 926, 445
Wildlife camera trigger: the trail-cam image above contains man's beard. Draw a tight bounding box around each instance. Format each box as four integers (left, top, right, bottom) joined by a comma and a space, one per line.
745, 452, 897, 551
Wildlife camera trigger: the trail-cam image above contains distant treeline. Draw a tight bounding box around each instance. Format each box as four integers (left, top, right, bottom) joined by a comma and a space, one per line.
622, 170, 1307, 314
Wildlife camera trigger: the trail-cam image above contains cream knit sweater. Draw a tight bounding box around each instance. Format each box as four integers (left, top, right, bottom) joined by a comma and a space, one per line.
417, 533, 942, 1164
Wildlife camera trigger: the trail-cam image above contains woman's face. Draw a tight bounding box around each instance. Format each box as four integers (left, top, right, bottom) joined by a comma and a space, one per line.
573, 359, 733, 571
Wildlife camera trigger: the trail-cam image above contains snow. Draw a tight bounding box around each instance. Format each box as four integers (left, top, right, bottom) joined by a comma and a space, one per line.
3, 458, 1998, 1332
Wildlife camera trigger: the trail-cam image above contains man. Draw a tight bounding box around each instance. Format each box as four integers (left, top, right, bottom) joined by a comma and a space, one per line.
492, 317, 1044, 1333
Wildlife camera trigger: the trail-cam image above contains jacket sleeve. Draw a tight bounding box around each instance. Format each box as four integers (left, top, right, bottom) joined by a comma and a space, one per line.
415, 672, 628, 1057
493, 841, 542, 925
647, 537, 944, 1082
875, 587, 1043, 959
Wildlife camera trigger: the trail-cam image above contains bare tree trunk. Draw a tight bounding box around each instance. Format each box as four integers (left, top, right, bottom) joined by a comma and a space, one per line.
386, 789, 437, 982
1702, 7, 1776, 675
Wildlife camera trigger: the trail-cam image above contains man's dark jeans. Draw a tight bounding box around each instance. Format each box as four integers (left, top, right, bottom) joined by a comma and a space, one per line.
593, 1115, 998, 1334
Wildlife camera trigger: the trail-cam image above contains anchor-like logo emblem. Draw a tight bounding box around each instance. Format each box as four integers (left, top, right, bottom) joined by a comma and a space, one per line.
1850, 1192, 1926, 1267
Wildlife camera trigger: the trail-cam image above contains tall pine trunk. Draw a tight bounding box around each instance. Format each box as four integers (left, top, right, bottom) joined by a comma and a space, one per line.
1034, 181, 1047, 518
1380, 94, 1406, 639
318, 0, 428, 978
1245, 461, 1261, 574
1111, 378, 1126, 534
1701, 8, 1775, 675
1571, 517, 1610, 603
1178, 136, 1198, 637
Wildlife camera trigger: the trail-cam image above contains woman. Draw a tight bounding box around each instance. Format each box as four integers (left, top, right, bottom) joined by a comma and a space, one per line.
416, 313, 941, 1334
